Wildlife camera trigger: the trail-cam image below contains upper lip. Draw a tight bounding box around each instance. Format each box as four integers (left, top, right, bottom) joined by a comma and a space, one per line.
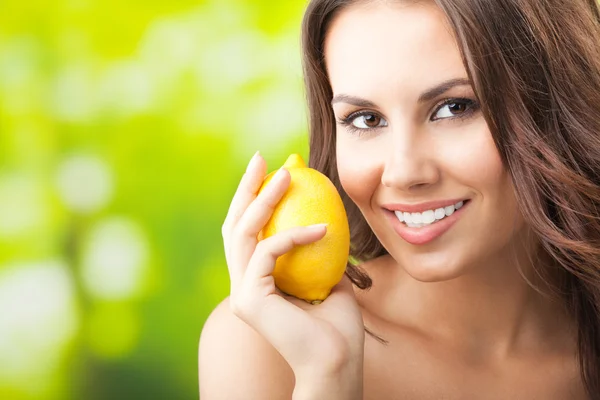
382, 198, 469, 214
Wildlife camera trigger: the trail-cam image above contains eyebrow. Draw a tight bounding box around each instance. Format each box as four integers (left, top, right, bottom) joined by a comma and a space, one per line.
330, 78, 472, 107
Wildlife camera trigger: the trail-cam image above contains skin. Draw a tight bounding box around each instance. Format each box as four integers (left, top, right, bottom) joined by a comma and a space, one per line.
327, 1, 584, 398
199, 1, 586, 399
203, 154, 365, 400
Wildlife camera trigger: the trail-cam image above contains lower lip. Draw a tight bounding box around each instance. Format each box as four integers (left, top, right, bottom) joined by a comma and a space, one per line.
384, 201, 470, 246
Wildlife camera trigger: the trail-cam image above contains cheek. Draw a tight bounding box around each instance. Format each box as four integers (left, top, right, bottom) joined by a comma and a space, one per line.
447, 126, 508, 197
336, 139, 382, 207
450, 129, 523, 234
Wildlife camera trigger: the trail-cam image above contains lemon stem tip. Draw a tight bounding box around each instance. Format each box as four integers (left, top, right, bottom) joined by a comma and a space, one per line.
283, 154, 307, 169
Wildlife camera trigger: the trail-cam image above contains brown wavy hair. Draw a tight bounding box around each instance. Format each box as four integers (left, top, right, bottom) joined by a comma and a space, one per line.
301, 0, 600, 397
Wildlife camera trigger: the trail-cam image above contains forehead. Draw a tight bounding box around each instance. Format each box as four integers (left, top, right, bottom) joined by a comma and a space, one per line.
324, 2, 466, 97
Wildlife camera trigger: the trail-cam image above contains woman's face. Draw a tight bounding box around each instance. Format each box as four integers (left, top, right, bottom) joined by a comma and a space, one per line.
325, 1, 526, 281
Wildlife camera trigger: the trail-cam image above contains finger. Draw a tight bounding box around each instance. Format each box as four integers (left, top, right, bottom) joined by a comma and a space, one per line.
279, 273, 353, 311
222, 151, 266, 242
232, 225, 329, 368
229, 168, 291, 285
222, 152, 266, 286
245, 224, 327, 283
222, 151, 265, 235
234, 167, 290, 243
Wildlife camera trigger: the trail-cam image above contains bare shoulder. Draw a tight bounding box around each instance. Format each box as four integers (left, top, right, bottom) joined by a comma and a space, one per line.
198, 297, 295, 400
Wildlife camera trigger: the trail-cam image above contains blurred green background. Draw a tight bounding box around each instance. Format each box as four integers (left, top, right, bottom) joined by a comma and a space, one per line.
0, 0, 310, 399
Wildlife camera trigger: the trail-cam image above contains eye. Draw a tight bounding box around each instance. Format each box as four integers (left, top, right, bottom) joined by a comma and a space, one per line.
431, 99, 478, 121
340, 112, 388, 131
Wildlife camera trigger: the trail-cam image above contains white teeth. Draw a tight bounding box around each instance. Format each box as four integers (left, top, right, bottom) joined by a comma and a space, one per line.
411, 212, 422, 224
394, 210, 404, 222
422, 210, 435, 224
393, 200, 468, 228
434, 208, 445, 220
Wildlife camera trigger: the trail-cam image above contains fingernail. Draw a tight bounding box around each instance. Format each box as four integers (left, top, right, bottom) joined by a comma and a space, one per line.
246, 151, 260, 172
307, 223, 328, 231
273, 167, 287, 181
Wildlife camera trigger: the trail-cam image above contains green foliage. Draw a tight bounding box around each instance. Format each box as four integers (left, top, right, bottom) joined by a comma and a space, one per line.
0, 0, 309, 398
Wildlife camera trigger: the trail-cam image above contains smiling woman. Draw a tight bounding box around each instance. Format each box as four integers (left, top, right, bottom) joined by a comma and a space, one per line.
199, 0, 600, 399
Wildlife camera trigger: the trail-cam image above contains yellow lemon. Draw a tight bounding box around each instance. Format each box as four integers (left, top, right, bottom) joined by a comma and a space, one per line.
258, 154, 350, 304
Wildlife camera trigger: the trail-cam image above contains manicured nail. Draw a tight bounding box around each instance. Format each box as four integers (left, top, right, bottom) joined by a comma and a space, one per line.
273, 167, 287, 181
246, 151, 260, 172
307, 223, 328, 231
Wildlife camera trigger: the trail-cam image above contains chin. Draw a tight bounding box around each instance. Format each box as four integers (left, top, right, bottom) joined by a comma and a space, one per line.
393, 251, 473, 283
403, 264, 466, 283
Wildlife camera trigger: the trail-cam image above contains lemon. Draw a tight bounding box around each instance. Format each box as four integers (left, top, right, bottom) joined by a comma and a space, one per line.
258, 154, 350, 304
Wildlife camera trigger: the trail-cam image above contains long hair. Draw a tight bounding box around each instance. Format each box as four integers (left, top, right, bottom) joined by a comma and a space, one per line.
302, 0, 600, 396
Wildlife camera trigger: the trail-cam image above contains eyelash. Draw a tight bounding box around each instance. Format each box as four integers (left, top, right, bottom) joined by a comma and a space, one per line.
337, 97, 480, 136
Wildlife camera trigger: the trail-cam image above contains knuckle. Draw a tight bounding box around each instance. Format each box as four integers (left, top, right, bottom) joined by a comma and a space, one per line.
276, 230, 294, 249
233, 211, 250, 232
231, 224, 249, 243
252, 190, 275, 209
257, 195, 276, 212
282, 229, 296, 243
254, 238, 271, 257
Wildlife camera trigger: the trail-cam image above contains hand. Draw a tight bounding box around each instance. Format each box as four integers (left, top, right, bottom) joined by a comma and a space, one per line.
221, 151, 365, 385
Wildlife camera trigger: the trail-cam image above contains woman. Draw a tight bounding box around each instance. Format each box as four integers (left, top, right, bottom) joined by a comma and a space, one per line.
199, 0, 600, 398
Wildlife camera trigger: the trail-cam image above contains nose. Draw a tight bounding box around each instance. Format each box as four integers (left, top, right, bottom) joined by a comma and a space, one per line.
380, 131, 440, 191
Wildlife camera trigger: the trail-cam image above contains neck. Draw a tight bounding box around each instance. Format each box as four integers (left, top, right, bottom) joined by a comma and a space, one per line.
379, 236, 574, 360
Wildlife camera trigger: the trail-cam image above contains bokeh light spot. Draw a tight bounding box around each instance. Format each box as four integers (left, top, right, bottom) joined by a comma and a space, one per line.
50, 63, 96, 122
55, 154, 113, 214
0, 173, 48, 239
0, 260, 78, 392
81, 217, 149, 300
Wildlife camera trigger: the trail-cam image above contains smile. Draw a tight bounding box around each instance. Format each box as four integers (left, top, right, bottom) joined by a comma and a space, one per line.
382, 199, 471, 245
395, 200, 465, 228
